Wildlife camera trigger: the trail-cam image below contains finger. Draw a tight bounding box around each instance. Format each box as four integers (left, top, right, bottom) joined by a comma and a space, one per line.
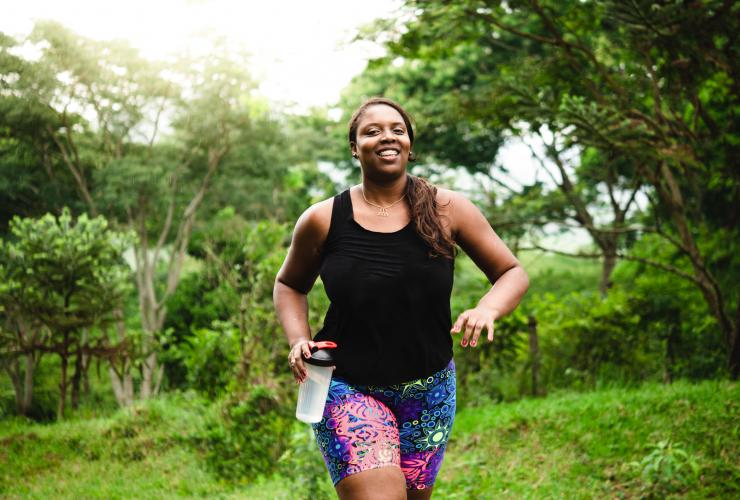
461, 317, 476, 347
296, 355, 308, 382
450, 312, 468, 334
290, 359, 302, 383
470, 320, 485, 347
487, 319, 495, 342
289, 342, 309, 382
294, 357, 308, 383
301, 342, 312, 360
456, 316, 468, 345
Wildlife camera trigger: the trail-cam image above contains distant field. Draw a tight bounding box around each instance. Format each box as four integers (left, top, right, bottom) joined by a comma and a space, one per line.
1, 380, 736, 499
516, 249, 602, 296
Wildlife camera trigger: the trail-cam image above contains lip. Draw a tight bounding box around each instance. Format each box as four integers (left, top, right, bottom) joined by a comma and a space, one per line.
375, 148, 401, 160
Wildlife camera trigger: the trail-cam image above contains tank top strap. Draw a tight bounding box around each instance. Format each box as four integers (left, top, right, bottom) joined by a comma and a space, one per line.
335, 189, 353, 224
323, 189, 352, 252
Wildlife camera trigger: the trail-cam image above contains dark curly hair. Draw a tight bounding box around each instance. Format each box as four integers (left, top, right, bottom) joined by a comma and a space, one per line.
348, 97, 455, 259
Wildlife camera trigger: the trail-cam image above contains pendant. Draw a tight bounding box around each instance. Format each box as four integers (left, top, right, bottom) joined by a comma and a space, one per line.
377, 207, 390, 217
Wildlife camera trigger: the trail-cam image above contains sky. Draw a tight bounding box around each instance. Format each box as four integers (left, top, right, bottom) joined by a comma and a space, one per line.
0, 0, 543, 184
0, 0, 401, 111
0, 0, 592, 249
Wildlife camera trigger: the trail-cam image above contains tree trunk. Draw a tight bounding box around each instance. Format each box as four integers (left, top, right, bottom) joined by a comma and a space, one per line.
58, 348, 68, 420
663, 326, 677, 384
22, 353, 36, 414
599, 251, 617, 297
81, 328, 91, 396
528, 315, 544, 397
654, 162, 737, 378
108, 309, 136, 407
109, 365, 134, 408
140, 351, 158, 399
730, 323, 739, 380
71, 342, 83, 410
4, 354, 38, 416
5, 360, 24, 415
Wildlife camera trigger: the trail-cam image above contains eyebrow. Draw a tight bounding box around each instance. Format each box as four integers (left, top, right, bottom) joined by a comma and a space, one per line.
361, 122, 406, 129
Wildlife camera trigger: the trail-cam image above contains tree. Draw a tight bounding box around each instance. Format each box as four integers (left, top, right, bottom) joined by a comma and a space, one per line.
0, 32, 84, 227
0, 209, 130, 418
361, 0, 739, 375
1, 22, 295, 401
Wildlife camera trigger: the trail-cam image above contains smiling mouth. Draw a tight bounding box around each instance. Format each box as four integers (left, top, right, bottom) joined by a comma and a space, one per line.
377, 148, 400, 159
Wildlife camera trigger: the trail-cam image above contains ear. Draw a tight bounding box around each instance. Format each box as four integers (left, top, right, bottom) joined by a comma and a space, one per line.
350, 142, 358, 158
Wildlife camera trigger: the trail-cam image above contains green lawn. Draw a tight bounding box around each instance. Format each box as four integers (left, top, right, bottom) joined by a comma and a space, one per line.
1, 380, 737, 499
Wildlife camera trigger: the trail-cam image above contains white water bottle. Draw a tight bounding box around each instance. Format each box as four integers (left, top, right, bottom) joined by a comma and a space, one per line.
296, 341, 336, 423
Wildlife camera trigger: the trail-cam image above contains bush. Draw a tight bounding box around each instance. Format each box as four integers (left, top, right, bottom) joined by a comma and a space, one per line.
196, 386, 292, 482
278, 423, 335, 497
164, 321, 241, 399
628, 439, 700, 496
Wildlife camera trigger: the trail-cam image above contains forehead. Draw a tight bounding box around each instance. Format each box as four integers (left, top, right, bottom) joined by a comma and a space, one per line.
357, 104, 406, 128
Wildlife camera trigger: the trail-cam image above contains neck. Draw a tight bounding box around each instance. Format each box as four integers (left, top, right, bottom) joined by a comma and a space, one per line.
361, 174, 408, 205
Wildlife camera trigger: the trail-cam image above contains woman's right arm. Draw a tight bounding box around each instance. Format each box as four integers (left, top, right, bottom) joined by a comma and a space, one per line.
273, 200, 331, 383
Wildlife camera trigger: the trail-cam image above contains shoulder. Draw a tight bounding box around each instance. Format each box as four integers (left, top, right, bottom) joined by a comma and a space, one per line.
434, 187, 470, 208
433, 187, 481, 237
293, 196, 335, 248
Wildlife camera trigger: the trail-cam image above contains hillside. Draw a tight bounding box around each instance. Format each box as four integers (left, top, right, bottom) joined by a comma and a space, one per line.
1, 381, 737, 499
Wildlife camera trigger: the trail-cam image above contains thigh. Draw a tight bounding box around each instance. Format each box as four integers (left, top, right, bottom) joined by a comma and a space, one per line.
336, 466, 406, 500
312, 377, 402, 487
376, 360, 457, 491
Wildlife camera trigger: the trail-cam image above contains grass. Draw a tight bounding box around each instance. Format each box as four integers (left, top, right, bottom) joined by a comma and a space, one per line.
1, 380, 737, 499
437, 380, 739, 499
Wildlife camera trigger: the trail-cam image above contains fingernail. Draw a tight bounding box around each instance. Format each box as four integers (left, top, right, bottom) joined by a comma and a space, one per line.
461, 340, 467, 347
471, 340, 476, 347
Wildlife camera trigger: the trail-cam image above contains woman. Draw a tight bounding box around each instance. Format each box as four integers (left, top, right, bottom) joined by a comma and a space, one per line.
274, 97, 529, 500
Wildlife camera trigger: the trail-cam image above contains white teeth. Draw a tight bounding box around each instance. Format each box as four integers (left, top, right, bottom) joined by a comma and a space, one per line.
379, 150, 399, 157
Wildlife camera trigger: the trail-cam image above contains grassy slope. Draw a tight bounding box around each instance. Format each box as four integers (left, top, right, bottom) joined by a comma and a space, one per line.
437, 381, 739, 499
1, 381, 737, 499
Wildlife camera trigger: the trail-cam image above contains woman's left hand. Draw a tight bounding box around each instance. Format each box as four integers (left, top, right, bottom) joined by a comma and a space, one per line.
450, 306, 499, 348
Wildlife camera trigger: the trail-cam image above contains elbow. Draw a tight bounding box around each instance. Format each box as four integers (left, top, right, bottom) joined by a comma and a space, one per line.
519, 265, 530, 291
274, 274, 311, 297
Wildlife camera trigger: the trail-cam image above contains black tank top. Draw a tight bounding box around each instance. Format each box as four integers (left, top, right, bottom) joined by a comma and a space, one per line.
313, 189, 454, 385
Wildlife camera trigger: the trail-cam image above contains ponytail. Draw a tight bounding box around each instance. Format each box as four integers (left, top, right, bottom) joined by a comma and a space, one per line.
405, 175, 456, 259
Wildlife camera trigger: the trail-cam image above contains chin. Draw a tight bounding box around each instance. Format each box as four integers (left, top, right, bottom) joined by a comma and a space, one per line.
364, 166, 408, 183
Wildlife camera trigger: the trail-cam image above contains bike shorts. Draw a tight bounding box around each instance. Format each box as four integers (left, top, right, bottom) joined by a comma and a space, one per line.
311, 359, 456, 490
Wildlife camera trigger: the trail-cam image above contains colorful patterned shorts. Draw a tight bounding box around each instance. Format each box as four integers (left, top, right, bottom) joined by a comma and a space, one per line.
312, 359, 456, 490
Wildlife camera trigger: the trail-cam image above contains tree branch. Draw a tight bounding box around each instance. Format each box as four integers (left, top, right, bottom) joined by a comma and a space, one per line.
521, 243, 701, 285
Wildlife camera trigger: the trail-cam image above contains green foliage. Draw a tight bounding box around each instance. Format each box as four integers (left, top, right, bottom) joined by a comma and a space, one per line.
534, 289, 651, 388
277, 424, 335, 498
0, 209, 132, 417
1, 381, 736, 498
356, 0, 740, 374
614, 234, 727, 379
165, 322, 240, 399
0, 209, 132, 329
196, 386, 292, 482
629, 440, 700, 497
437, 380, 739, 498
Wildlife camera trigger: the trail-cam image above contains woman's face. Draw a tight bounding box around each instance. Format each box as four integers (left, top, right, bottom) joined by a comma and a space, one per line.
351, 104, 412, 182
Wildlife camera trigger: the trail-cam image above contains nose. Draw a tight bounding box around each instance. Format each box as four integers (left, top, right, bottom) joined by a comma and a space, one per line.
380, 128, 396, 142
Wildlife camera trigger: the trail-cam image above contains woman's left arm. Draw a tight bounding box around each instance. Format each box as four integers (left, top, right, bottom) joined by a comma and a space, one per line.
446, 190, 530, 348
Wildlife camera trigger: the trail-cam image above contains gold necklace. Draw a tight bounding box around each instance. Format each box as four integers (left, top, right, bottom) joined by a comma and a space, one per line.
360, 187, 406, 217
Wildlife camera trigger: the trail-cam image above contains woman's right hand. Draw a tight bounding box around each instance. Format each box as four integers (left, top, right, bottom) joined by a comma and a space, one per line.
289, 340, 314, 384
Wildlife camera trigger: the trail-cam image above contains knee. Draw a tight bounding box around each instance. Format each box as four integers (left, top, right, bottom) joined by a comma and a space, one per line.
336, 465, 406, 500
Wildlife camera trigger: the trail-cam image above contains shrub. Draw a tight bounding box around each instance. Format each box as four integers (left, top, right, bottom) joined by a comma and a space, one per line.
196, 386, 292, 482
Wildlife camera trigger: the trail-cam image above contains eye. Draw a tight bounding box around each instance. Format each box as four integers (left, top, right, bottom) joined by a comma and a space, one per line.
394, 128, 406, 134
